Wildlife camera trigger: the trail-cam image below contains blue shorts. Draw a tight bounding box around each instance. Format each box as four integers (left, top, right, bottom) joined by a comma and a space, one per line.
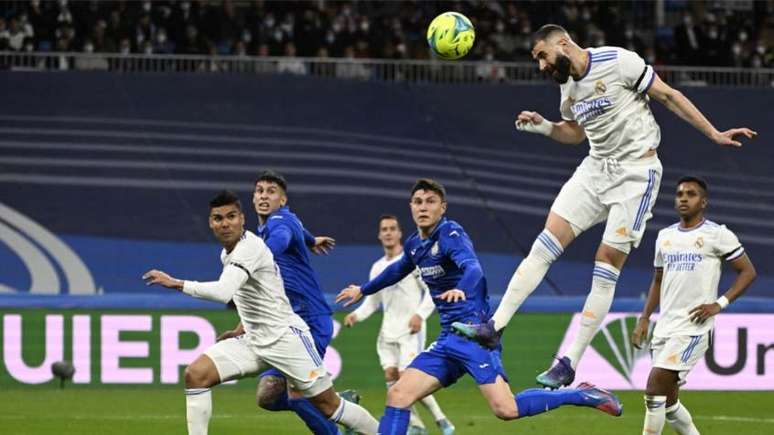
260, 314, 333, 380
408, 332, 508, 387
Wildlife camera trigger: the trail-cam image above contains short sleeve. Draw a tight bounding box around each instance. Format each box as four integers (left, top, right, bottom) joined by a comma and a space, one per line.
715, 225, 745, 262
230, 237, 265, 276
653, 234, 664, 268
618, 48, 654, 94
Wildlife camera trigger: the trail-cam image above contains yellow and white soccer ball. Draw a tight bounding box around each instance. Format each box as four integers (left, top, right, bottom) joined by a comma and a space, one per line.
426, 12, 476, 60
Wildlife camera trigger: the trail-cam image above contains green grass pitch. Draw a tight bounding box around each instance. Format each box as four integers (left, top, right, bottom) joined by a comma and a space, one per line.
2, 312, 772, 434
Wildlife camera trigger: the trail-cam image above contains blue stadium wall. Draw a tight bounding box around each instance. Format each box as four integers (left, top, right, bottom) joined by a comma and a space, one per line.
1, 72, 772, 308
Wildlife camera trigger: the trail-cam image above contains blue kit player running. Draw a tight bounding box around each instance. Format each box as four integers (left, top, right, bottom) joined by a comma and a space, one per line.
336, 179, 623, 435
218, 170, 351, 435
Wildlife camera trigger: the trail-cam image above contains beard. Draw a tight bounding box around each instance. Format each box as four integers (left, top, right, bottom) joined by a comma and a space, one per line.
549, 53, 572, 83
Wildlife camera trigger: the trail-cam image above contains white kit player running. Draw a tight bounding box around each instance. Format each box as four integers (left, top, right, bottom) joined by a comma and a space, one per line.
142, 190, 378, 435
632, 177, 757, 435
453, 24, 757, 389
344, 215, 455, 435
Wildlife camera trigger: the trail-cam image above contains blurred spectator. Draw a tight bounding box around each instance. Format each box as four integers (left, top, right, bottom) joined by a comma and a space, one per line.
75, 38, 108, 70
476, 45, 506, 82
335, 45, 369, 79
276, 42, 306, 75
0, 0, 769, 68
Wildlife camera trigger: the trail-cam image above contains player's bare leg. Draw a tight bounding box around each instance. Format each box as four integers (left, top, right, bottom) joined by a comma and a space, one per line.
183, 355, 221, 435
643, 368, 698, 435
453, 212, 576, 348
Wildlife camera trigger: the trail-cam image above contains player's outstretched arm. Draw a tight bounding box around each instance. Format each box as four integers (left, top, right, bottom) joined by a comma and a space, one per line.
689, 254, 757, 323
647, 75, 757, 147
336, 284, 363, 307
632, 268, 662, 349
142, 269, 184, 290
515, 111, 586, 145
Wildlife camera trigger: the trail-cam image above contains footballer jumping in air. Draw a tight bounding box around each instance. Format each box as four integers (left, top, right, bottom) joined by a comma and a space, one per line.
453, 24, 757, 389
632, 177, 757, 435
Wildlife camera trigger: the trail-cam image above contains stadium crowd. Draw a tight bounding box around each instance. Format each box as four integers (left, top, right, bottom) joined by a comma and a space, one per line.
0, 0, 772, 69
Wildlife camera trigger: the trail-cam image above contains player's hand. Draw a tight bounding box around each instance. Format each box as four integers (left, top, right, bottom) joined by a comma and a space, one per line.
142, 269, 183, 290
631, 317, 650, 350
436, 289, 466, 303
712, 128, 757, 147
515, 111, 552, 135
336, 285, 363, 307
689, 303, 721, 324
408, 314, 422, 334
311, 236, 336, 255
344, 313, 358, 328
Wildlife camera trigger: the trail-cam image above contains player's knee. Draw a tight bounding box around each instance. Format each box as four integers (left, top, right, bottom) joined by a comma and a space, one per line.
256, 376, 286, 410
184, 364, 212, 389
385, 383, 414, 408
492, 402, 518, 420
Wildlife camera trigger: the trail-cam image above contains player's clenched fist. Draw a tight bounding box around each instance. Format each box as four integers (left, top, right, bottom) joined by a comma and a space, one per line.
515, 111, 553, 136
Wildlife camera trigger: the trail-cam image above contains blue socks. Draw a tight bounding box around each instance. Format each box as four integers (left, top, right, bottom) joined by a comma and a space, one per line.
378, 406, 410, 435
264, 389, 339, 435
515, 388, 585, 418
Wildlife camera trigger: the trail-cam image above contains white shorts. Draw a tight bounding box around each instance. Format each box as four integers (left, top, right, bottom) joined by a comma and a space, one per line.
204, 327, 332, 397
650, 332, 709, 386
376, 329, 426, 371
551, 154, 662, 253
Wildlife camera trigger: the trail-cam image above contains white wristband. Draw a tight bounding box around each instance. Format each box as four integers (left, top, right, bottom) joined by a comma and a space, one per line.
716, 295, 730, 310
516, 119, 553, 136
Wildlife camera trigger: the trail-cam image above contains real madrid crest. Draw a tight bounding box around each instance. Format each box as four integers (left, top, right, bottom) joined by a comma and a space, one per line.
431, 241, 439, 256
694, 237, 704, 248
595, 80, 607, 95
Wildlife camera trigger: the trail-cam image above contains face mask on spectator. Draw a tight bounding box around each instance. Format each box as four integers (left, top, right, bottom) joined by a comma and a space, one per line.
157, 31, 167, 43
732, 43, 742, 56
360, 20, 369, 32
739, 31, 748, 42
84, 43, 94, 53
121, 45, 130, 54
25, 42, 34, 51
757, 44, 766, 55
181, 2, 190, 12
325, 31, 335, 44
58, 0, 68, 9
683, 15, 692, 26
273, 29, 282, 42
708, 29, 718, 39
243, 30, 252, 43
496, 22, 505, 33
144, 45, 153, 54
625, 29, 633, 39
265, 16, 275, 28
142, 2, 151, 13
581, 10, 591, 21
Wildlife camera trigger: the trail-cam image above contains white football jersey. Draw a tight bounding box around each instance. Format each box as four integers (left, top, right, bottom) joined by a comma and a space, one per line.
559, 46, 661, 161
652, 220, 744, 337
352, 253, 434, 341
186, 230, 308, 346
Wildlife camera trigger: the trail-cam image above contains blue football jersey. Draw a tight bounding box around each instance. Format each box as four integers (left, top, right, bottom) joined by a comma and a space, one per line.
257, 206, 332, 318
362, 218, 493, 332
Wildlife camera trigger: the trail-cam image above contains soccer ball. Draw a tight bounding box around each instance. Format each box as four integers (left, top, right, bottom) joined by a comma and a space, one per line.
426, 12, 476, 60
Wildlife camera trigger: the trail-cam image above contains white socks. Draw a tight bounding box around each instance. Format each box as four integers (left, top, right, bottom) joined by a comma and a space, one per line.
185, 388, 212, 435
666, 401, 700, 435
643, 395, 666, 435
566, 261, 619, 369
492, 230, 563, 330
409, 405, 425, 428
420, 394, 447, 422
329, 395, 379, 435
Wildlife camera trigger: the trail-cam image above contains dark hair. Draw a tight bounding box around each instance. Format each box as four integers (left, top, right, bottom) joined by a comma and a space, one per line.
255, 169, 288, 193
676, 175, 708, 196
411, 178, 446, 201
209, 190, 242, 210
378, 214, 401, 230
533, 24, 568, 43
